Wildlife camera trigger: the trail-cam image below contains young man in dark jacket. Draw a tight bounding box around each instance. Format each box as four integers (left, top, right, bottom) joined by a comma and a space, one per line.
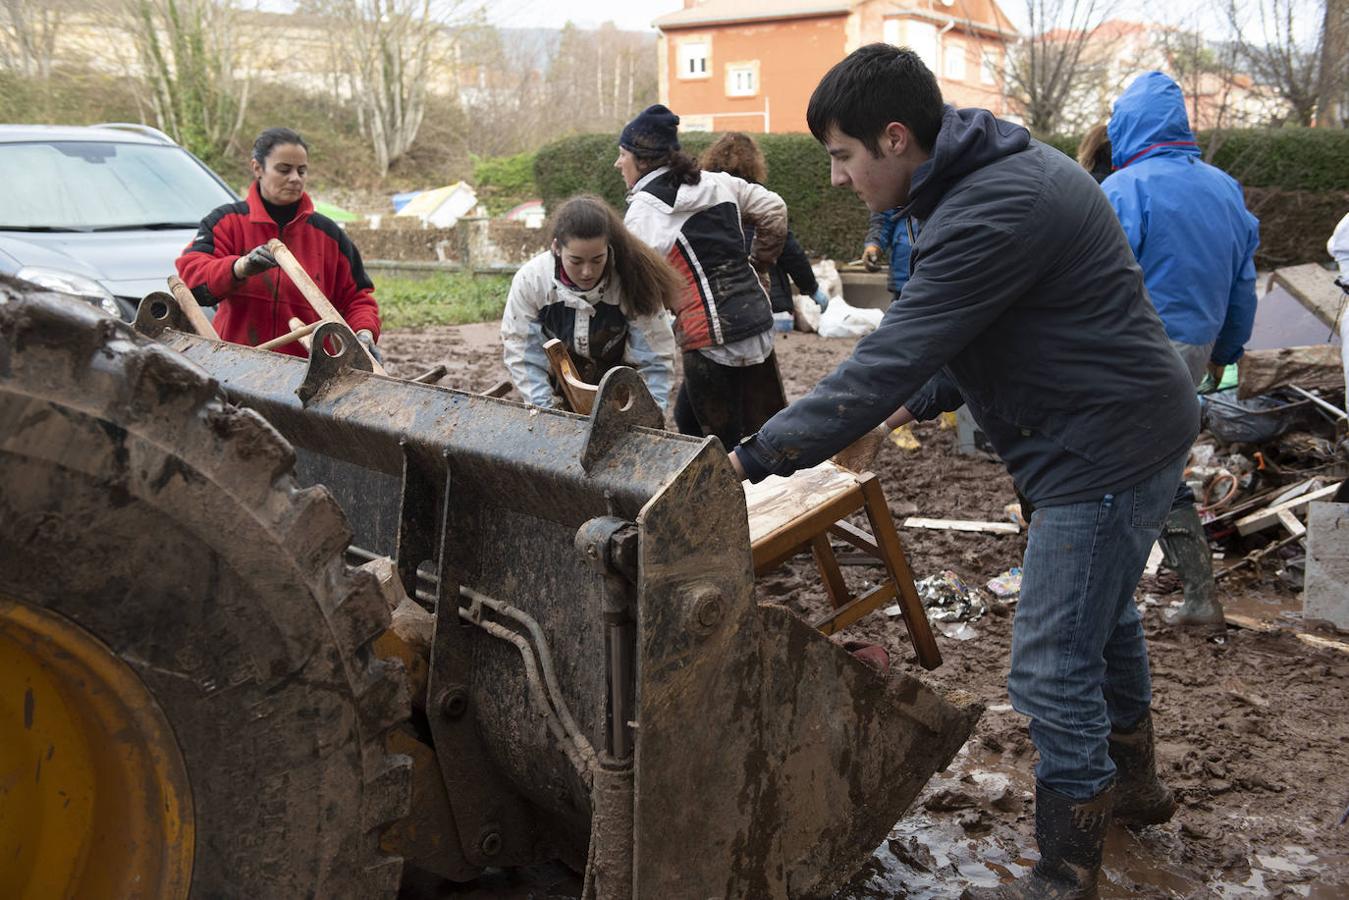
729, 45, 1199, 898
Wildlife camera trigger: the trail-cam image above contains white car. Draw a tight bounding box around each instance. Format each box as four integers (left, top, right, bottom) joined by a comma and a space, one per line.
0, 123, 238, 320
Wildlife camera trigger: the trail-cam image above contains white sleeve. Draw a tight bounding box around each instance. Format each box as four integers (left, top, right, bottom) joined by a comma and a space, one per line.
623, 199, 676, 257
500, 264, 558, 408
1329, 212, 1349, 280
623, 311, 677, 410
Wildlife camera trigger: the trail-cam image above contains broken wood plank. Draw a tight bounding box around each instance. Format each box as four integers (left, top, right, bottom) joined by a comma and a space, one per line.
1296, 633, 1349, 655
1237, 343, 1345, 399
1223, 612, 1277, 632
1276, 508, 1307, 538
1235, 482, 1343, 535
1268, 264, 1346, 333
902, 517, 1021, 535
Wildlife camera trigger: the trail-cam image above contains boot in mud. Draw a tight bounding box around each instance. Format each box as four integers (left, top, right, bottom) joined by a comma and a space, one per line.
1109, 712, 1176, 828
1158, 505, 1225, 628
960, 783, 1114, 900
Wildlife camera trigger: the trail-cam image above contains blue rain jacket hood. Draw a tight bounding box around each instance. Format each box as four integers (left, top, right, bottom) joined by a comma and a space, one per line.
734, 104, 1198, 507
1103, 72, 1260, 363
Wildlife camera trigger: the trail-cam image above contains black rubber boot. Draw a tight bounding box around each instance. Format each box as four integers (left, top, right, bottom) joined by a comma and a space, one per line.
1109, 712, 1177, 828
1158, 505, 1225, 627
961, 783, 1114, 899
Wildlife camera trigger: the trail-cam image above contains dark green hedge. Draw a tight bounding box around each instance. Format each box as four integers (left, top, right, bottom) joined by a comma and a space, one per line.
536, 128, 1349, 260
534, 132, 870, 260
1042, 128, 1349, 191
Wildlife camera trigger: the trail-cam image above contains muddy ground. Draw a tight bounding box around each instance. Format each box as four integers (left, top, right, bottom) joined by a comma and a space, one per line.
382, 323, 1349, 898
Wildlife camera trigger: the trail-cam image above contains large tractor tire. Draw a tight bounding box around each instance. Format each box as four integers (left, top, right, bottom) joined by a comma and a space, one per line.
0, 283, 411, 898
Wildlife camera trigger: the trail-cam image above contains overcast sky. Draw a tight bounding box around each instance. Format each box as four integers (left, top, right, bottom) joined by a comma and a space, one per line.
492, 0, 1318, 45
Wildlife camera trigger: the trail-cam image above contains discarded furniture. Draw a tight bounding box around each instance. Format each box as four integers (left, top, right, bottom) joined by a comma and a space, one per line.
543, 338, 598, 414
745, 461, 942, 669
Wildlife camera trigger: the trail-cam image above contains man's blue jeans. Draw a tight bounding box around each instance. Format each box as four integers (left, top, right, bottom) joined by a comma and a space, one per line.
1008, 452, 1186, 800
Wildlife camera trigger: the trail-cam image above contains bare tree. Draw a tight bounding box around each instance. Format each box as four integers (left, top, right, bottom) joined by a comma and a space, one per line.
121, 0, 251, 164
1, 0, 62, 79
310, 0, 476, 175
1315, 0, 1347, 124
1004, 0, 1113, 134
1226, 0, 1323, 125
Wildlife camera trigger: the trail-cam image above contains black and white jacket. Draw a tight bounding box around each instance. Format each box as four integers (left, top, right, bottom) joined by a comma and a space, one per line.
624, 167, 787, 353
501, 251, 676, 408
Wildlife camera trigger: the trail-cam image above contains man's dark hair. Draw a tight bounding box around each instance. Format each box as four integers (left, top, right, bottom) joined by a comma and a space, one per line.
807, 44, 943, 156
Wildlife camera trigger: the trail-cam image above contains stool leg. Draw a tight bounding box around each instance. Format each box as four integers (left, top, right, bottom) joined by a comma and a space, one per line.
859, 475, 942, 670
810, 533, 851, 610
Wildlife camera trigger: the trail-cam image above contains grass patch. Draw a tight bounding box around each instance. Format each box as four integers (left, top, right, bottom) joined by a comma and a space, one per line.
374, 271, 513, 329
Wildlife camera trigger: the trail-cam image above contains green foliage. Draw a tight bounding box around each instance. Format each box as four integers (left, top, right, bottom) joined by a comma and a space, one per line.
472, 151, 539, 215
534, 132, 870, 260
1200, 129, 1349, 192
1044, 129, 1349, 191
374, 271, 513, 328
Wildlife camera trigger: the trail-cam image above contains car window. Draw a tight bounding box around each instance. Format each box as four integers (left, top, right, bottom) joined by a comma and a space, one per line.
0, 141, 236, 230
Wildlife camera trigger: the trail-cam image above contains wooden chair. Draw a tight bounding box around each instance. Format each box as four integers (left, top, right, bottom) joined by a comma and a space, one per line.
543, 338, 598, 414
745, 461, 942, 670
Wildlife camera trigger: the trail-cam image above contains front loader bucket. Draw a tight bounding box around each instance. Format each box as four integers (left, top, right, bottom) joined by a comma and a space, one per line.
139, 303, 980, 897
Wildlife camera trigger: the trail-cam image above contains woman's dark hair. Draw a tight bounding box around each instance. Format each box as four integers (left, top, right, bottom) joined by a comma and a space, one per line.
807, 43, 942, 156
252, 127, 309, 166
550, 194, 682, 317
632, 149, 701, 187
700, 133, 766, 184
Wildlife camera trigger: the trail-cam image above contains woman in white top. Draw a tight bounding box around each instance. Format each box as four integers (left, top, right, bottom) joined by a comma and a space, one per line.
615, 103, 790, 451
501, 194, 679, 409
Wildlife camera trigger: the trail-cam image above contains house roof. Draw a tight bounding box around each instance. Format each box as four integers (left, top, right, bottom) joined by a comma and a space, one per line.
655, 0, 853, 29
656, 0, 1016, 37
889, 0, 1018, 37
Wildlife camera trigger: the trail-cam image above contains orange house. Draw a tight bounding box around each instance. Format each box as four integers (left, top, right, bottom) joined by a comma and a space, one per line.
654, 0, 1019, 134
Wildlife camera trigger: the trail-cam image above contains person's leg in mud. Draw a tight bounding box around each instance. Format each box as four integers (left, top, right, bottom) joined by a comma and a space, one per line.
672, 381, 700, 436
966, 453, 1184, 899
680, 350, 745, 451
737, 350, 788, 436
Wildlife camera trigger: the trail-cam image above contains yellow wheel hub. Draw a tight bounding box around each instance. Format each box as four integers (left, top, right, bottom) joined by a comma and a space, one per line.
0, 598, 193, 899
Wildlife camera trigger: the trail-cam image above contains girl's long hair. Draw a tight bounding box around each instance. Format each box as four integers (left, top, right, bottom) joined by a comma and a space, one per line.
699, 132, 766, 184
550, 194, 683, 317
1077, 123, 1111, 172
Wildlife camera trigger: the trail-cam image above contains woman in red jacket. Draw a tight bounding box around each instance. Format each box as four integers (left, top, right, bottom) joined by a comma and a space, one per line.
176, 127, 381, 359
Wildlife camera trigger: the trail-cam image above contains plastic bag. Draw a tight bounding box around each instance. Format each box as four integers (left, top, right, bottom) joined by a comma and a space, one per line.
1200, 388, 1315, 445
817, 295, 883, 339
792, 295, 822, 333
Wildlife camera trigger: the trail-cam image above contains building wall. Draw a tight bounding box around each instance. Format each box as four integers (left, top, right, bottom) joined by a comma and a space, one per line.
660, 15, 848, 134
659, 7, 1015, 133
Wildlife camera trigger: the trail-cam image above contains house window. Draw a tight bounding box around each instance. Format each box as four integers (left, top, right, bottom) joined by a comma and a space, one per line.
981, 50, 999, 85
905, 21, 939, 73
726, 62, 758, 97
678, 39, 710, 80
883, 18, 901, 46
944, 38, 966, 81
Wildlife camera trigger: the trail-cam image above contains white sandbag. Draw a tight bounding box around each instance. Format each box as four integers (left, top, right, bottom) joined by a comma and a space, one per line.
817, 294, 883, 339
792, 294, 822, 333
811, 258, 844, 301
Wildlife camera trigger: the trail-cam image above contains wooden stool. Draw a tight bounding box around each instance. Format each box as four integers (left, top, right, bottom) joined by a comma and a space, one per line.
745, 461, 942, 670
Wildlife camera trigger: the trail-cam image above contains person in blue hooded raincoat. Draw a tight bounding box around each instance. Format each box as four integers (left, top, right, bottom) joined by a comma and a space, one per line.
1102, 71, 1260, 629
862, 209, 916, 298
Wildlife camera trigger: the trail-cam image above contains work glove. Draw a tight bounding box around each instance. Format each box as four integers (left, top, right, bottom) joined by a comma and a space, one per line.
232, 245, 277, 280
356, 329, 383, 364
811, 287, 830, 313
861, 244, 884, 272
